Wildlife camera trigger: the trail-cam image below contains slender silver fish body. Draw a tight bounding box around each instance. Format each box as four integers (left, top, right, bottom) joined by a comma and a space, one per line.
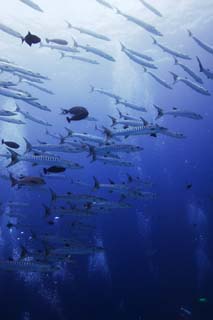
0, 86, 35, 100
152, 38, 191, 60
16, 105, 52, 126
96, 0, 115, 10
14, 72, 44, 83
0, 109, 17, 116
170, 72, 211, 96
139, 0, 162, 17
108, 116, 146, 127
104, 124, 167, 138
0, 116, 25, 125
24, 99, 51, 112
60, 52, 99, 65
0, 23, 23, 39
93, 176, 130, 192
144, 68, 172, 89
120, 42, 154, 61
21, 80, 54, 95
0, 61, 47, 80
160, 130, 186, 139
50, 188, 105, 202
66, 129, 105, 144
46, 38, 68, 45
66, 21, 110, 41
94, 155, 134, 167
6, 148, 83, 169
117, 99, 147, 112
116, 109, 142, 121
196, 57, 213, 80
89, 143, 143, 155
154, 105, 203, 120
0, 81, 17, 87
114, 8, 162, 36
73, 39, 115, 62
188, 30, 213, 55
90, 85, 121, 102
50, 246, 103, 256
40, 42, 79, 53
0, 260, 56, 273
174, 58, 203, 84
19, 0, 43, 12
123, 49, 157, 69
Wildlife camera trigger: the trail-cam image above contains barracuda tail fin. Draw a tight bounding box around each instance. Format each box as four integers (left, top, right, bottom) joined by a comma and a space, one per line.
173, 57, 179, 65
108, 115, 117, 127
64, 127, 73, 137
49, 188, 57, 201
196, 56, 203, 72
43, 204, 51, 217
89, 85, 95, 93
45, 38, 49, 44
93, 176, 100, 189
187, 29, 192, 37
23, 137, 32, 154
153, 104, 164, 120
71, 37, 78, 47
20, 245, 29, 259
87, 144, 96, 157
15, 103, 21, 113
6, 148, 19, 167
120, 42, 126, 52
102, 126, 113, 139
9, 173, 18, 187
65, 20, 72, 29
151, 36, 157, 45
169, 72, 179, 84
59, 52, 65, 59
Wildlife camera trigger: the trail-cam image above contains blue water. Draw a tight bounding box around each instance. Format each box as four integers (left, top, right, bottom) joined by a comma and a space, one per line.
0, 0, 213, 319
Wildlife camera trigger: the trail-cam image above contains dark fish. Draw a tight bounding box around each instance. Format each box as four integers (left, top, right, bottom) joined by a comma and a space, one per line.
22, 31, 41, 46
186, 184, 192, 189
2, 139, 20, 149
43, 166, 66, 174
62, 106, 89, 121
9, 174, 46, 187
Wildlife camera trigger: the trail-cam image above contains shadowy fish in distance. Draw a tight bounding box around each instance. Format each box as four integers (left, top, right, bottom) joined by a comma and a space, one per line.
139, 0, 162, 17
188, 30, 213, 55
0, 23, 23, 39
19, 0, 43, 13
2, 140, 20, 149
46, 38, 68, 45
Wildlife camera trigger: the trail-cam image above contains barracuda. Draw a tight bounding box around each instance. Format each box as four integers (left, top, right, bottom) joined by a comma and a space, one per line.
88, 143, 143, 156
108, 115, 147, 128
170, 72, 211, 96
65, 128, 105, 144
174, 57, 203, 84
122, 48, 158, 69
49, 188, 106, 202
72, 38, 115, 62
65, 21, 110, 41
188, 30, 213, 55
120, 42, 154, 62
16, 105, 52, 126
152, 37, 191, 60
0, 260, 56, 273
144, 68, 172, 89
103, 124, 167, 139
196, 57, 213, 80
154, 104, 203, 120
6, 148, 83, 169
114, 7, 162, 36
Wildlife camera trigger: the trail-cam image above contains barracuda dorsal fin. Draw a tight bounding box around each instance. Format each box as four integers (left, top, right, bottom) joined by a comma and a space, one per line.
6, 148, 19, 167
42, 204, 51, 217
